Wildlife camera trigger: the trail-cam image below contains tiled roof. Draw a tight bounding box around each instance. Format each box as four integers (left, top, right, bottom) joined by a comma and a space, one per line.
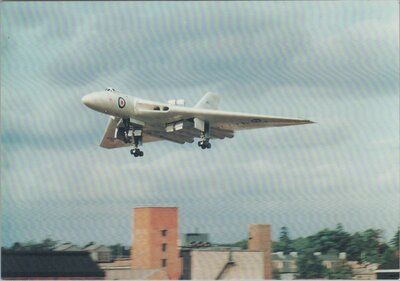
1, 250, 105, 278
54, 243, 82, 251
272, 253, 297, 261
84, 244, 111, 252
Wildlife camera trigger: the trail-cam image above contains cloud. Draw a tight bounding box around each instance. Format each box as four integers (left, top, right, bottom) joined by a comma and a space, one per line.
41, 3, 309, 89
28, 1, 397, 96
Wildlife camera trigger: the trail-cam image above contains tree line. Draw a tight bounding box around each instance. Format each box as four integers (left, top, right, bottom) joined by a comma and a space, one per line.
273, 224, 399, 279
274, 224, 399, 264
224, 224, 398, 279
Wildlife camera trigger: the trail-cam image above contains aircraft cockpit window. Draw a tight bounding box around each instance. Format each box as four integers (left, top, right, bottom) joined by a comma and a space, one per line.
105, 88, 116, 92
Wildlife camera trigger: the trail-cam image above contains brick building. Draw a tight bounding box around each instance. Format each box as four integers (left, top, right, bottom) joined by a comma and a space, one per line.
248, 224, 272, 279
131, 207, 181, 279
180, 224, 273, 279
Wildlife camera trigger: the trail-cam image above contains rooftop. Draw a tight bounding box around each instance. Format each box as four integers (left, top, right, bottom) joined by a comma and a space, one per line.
1, 250, 105, 278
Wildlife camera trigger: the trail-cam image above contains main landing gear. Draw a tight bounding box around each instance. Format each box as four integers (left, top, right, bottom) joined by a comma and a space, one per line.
198, 121, 212, 150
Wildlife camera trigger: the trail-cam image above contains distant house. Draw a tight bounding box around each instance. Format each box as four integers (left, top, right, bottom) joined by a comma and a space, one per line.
375, 257, 400, 280
1, 250, 105, 280
272, 251, 348, 279
350, 261, 378, 280
314, 250, 347, 269
54, 242, 82, 251
272, 252, 298, 280
84, 244, 112, 263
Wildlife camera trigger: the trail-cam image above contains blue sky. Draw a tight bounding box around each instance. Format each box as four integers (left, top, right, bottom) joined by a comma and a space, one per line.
1, 2, 399, 247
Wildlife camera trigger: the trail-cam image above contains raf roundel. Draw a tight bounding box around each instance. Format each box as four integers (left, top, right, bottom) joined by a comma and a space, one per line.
118, 97, 126, 108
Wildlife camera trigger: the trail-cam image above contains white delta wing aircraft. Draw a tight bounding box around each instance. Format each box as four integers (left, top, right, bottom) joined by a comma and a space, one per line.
82, 88, 314, 157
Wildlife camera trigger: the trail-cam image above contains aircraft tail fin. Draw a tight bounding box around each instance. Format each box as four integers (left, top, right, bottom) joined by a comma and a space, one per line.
194, 92, 220, 110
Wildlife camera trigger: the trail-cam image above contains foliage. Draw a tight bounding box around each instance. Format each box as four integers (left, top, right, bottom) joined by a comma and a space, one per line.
381, 247, 396, 265
308, 224, 351, 254
292, 226, 391, 264
326, 260, 353, 279
360, 228, 385, 263
9, 238, 58, 251
390, 228, 399, 250
232, 239, 248, 249
84, 241, 95, 248
346, 231, 363, 262
291, 237, 311, 254
297, 251, 327, 279
109, 243, 131, 258
273, 226, 295, 254
220, 239, 248, 249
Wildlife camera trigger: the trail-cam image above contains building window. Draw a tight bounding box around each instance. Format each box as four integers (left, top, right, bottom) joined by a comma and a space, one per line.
162, 259, 167, 267
162, 243, 167, 252
161, 229, 168, 236
98, 251, 111, 262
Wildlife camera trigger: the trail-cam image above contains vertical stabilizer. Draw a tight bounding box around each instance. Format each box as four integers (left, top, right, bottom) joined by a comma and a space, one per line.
194, 92, 220, 110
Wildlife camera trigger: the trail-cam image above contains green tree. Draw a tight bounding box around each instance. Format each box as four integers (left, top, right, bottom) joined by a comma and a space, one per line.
274, 226, 294, 254
309, 228, 337, 253
381, 247, 396, 265
390, 228, 399, 250
347, 232, 363, 262
8, 238, 58, 251
109, 244, 124, 259
84, 241, 95, 248
219, 239, 247, 249
231, 239, 248, 249
291, 237, 311, 255
10, 242, 23, 251
332, 223, 351, 253
297, 251, 327, 279
326, 260, 353, 279
361, 229, 384, 263
39, 238, 58, 250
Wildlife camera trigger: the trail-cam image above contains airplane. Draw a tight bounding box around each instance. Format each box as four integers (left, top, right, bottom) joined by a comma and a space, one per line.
82, 88, 314, 157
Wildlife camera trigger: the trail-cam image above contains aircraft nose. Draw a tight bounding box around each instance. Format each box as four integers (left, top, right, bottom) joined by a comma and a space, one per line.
81, 94, 95, 108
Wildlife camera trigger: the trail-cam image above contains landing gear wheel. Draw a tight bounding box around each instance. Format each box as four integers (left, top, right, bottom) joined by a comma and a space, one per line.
199, 139, 211, 150
130, 148, 144, 157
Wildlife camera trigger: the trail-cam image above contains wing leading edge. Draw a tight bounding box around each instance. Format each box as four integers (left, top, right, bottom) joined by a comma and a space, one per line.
136, 106, 314, 131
